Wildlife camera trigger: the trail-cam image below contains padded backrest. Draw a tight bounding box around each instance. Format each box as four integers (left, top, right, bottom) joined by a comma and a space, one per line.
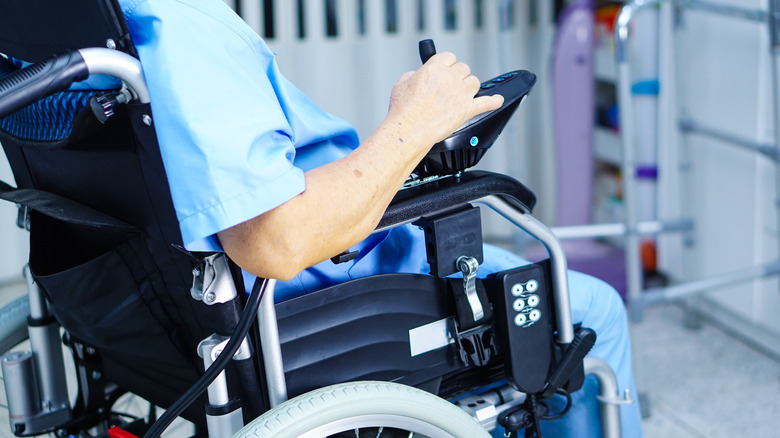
0, 0, 136, 62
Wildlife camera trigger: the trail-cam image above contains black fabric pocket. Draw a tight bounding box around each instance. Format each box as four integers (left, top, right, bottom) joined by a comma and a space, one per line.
28, 211, 187, 366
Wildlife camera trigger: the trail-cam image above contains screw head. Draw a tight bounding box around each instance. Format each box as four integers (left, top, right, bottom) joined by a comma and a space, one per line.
106, 38, 116, 50
142, 114, 152, 126
204, 291, 217, 303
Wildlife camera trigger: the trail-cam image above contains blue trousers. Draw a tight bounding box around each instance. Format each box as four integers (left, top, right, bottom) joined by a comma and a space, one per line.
268, 225, 643, 437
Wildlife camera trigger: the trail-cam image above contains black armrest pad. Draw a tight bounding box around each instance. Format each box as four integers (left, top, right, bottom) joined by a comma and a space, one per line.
378, 170, 536, 230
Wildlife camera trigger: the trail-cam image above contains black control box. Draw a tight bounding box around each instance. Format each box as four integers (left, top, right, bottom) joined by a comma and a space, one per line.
486, 262, 555, 394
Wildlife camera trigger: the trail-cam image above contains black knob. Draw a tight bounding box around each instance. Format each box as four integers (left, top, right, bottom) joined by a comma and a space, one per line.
90, 93, 117, 124
419, 39, 436, 64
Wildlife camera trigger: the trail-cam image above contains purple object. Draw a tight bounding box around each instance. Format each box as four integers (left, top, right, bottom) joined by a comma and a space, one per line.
636, 165, 658, 179
553, 0, 595, 227
550, 0, 627, 298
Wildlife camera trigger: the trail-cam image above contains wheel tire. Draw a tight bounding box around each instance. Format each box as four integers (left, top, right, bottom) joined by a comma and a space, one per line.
235, 381, 490, 438
0, 296, 29, 354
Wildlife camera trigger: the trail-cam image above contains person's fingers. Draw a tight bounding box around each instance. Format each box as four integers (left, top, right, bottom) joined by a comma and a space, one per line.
398, 70, 415, 82
472, 94, 504, 115
453, 62, 471, 79
464, 75, 481, 90
430, 51, 457, 66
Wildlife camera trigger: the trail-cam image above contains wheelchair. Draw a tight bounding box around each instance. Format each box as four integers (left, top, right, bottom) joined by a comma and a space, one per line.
0, 1, 629, 437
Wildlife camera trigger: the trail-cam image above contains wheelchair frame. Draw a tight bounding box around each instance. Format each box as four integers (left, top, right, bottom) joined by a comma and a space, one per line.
0, 44, 631, 437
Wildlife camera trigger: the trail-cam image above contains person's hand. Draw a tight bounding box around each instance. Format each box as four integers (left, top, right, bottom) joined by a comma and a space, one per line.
386, 52, 504, 148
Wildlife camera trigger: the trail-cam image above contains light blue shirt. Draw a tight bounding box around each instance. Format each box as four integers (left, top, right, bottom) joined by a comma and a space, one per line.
119, 0, 417, 300
120, 0, 359, 252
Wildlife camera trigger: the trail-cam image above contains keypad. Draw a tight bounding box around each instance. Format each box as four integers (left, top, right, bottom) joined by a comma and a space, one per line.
480, 71, 518, 89
510, 279, 541, 328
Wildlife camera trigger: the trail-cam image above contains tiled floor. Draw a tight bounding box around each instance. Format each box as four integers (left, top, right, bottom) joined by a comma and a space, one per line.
631, 303, 780, 437
0, 281, 777, 437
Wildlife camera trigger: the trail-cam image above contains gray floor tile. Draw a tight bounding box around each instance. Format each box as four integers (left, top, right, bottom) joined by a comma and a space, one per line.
636, 304, 780, 438
641, 400, 706, 438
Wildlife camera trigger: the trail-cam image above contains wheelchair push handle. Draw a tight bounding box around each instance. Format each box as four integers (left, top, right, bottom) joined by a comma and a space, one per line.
0, 51, 89, 119
0, 48, 150, 120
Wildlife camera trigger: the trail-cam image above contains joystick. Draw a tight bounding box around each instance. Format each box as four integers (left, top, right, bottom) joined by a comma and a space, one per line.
419, 39, 436, 64
414, 39, 537, 178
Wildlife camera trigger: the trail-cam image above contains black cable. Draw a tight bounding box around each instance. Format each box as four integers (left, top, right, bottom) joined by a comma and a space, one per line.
490, 387, 506, 405
541, 389, 572, 421
526, 395, 543, 438
143, 277, 269, 438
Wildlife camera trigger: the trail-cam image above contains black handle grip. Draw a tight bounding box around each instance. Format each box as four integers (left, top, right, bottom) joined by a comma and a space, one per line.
543, 327, 597, 397
419, 39, 436, 64
0, 51, 89, 119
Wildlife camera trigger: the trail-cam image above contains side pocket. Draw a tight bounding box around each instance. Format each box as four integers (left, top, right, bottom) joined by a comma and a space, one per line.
28, 211, 183, 366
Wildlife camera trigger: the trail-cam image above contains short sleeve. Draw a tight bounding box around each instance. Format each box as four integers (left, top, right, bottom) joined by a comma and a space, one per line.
122, 0, 357, 250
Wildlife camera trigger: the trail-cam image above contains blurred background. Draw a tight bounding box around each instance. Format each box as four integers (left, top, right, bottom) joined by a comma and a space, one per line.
1, 0, 779, 436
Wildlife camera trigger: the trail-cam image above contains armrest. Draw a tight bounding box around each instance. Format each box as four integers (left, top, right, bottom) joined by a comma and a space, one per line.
377, 170, 537, 231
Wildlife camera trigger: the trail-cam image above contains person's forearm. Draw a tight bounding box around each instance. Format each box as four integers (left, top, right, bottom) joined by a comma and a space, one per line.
217, 114, 429, 280
218, 52, 503, 280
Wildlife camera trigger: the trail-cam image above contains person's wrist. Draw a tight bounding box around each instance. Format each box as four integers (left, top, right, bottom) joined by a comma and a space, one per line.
382, 110, 437, 152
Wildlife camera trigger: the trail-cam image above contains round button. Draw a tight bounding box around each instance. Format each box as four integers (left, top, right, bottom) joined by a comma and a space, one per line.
514, 313, 527, 326
480, 83, 496, 89
529, 309, 541, 322
501, 72, 517, 79
527, 294, 540, 307
492, 76, 506, 83
470, 136, 479, 147
511, 284, 523, 296
512, 299, 525, 311
525, 280, 538, 292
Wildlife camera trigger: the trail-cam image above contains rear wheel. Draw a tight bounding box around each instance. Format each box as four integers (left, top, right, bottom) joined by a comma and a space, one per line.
235, 381, 490, 438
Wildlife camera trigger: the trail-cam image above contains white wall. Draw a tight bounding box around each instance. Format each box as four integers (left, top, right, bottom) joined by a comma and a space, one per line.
230, 0, 557, 241
656, 0, 780, 350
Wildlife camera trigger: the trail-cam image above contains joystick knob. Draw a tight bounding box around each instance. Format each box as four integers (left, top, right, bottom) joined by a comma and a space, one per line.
419, 39, 436, 64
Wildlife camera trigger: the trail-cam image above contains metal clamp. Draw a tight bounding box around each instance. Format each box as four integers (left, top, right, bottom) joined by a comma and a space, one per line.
197, 334, 247, 437
190, 253, 239, 305
448, 318, 496, 367
198, 335, 253, 364
597, 388, 636, 405
457, 255, 484, 321
15, 205, 30, 231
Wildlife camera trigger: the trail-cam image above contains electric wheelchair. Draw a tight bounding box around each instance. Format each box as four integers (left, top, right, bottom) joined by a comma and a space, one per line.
0, 1, 629, 437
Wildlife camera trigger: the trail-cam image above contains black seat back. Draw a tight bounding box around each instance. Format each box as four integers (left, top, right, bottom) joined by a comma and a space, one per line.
0, 0, 264, 426
0, 0, 136, 63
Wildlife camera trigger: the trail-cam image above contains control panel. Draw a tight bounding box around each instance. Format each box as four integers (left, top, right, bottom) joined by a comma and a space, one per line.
487, 263, 554, 394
